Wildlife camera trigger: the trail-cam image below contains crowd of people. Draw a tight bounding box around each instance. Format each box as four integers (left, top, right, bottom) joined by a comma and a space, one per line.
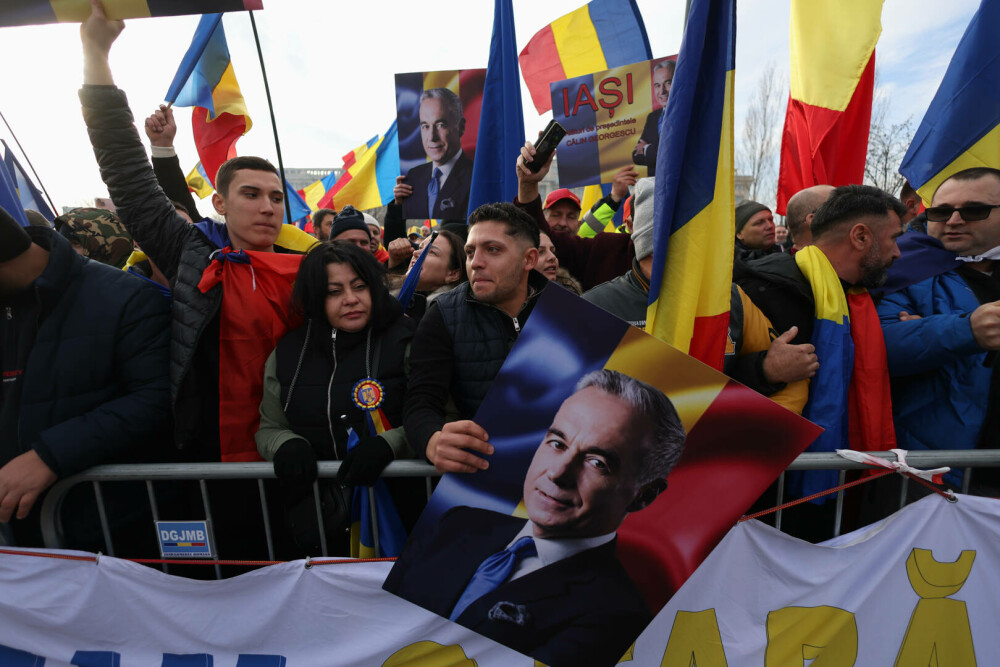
1, 2, 998, 563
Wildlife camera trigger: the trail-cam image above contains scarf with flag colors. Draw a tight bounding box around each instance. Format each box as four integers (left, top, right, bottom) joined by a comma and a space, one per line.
776, 0, 883, 214
899, 0, 1000, 205
467, 0, 525, 215
2, 140, 53, 221
196, 248, 304, 462
185, 162, 213, 199
166, 14, 251, 188
0, 0, 262, 27
791, 246, 896, 500
519, 0, 652, 114
316, 123, 398, 212
644, 0, 735, 371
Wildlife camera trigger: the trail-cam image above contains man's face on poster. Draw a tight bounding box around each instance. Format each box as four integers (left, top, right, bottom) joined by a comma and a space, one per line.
523, 386, 656, 540
652, 65, 673, 108
420, 97, 464, 166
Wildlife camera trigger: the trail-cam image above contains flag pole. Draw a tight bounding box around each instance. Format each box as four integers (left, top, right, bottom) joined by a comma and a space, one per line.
247, 11, 292, 227
0, 107, 58, 215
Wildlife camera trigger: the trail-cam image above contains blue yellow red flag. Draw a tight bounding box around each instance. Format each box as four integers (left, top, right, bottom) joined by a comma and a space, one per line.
899, 0, 1000, 205
185, 162, 214, 199
166, 14, 251, 188
318, 123, 399, 212
645, 0, 735, 371
519, 0, 652, 114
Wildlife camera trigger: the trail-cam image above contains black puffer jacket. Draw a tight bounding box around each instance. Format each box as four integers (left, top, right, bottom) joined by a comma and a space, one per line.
12, 228, 171, 476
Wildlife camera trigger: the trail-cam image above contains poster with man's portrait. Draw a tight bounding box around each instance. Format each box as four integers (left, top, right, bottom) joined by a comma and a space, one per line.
394, 69, 486, 222
384, 287, 821, 666
551, 55, 677, 189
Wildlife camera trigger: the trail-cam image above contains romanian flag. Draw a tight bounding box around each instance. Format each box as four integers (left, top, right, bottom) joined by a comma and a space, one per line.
0, 1, 262, 27
185, 162, 214, 199
317, 123, 399, 212
519, 0, 652, 114
166, 14, 251, 188
645, 0, 735, 371
900, 0, 1000, 205
0, 150, 29, 227
284, 180, 312, 228
791, 246, 896, 500
2, 140, 53, 221
299, 170, 340, 211
776, 0, 883, 214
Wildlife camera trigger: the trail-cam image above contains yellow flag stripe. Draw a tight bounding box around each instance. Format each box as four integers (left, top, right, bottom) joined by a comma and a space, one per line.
551, 6, 608, 78
914, 123, 1000, 206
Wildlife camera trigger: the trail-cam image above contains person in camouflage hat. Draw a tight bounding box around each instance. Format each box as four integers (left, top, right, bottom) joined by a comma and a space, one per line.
54, 207, 133, 269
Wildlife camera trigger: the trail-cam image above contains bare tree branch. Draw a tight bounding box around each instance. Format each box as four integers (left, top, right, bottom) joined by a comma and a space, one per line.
737, 62, 785, 207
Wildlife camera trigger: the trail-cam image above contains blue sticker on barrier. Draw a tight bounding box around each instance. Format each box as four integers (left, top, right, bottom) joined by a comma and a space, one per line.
156, 521, 215, 559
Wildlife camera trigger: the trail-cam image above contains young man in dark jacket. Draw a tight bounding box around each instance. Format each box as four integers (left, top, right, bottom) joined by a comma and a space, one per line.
0, 206, 170, 546
404, 203, 546, 473
79, 3, 314, 463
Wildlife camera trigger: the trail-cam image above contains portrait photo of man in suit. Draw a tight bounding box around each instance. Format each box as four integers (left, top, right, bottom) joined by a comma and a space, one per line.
400, 88, 474, 222
383, 369, 686, 667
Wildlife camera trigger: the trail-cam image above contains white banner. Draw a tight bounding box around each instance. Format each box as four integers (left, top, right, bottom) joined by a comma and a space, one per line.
2, 494, 997, 665
631, 494, 1000, 665
0, 553, 532, 666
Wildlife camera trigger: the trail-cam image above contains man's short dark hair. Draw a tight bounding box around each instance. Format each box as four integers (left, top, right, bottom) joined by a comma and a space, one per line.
810, 185, 906, 241
899, 181, 917, 201
292, 241, 389, 323
215, 156, 280, 199
314, 208, 336, 226
939, 167, 1000, 189
468, 202, 540, 249
575, 370, 686, 486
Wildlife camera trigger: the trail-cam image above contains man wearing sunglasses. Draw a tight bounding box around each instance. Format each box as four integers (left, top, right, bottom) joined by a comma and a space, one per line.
878, 167, 1000, 489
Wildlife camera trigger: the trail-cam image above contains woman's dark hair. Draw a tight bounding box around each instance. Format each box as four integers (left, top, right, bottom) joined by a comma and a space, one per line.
436, 229, 468, 285
292, 241, 392, 327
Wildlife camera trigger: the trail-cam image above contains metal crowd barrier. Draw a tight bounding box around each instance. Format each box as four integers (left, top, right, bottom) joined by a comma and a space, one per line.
32, 451, 1000, 578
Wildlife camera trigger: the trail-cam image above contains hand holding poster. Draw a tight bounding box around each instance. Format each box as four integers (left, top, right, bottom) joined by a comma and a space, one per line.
552, 56, 676, 188
384, 286, 821, 666
394, 69, 486, 222
0, 1, 263, 28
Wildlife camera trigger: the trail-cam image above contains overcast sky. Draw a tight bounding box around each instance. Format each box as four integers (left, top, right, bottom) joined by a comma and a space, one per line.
0, 0, 980, 209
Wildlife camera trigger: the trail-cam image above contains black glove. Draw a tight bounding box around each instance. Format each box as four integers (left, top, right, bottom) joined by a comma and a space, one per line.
273, 438, 318, 489
337, 436, 394, 487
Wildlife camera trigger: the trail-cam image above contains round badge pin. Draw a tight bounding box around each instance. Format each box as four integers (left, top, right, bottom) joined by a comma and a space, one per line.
352, 378, 385, 410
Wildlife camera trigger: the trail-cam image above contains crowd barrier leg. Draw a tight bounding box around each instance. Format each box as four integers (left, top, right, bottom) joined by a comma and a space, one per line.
198, 480, 222, 580
258, 480, 275, 562
92, 481, 114, 557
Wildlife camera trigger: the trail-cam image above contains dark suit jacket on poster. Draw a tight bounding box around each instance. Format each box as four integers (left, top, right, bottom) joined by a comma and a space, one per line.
383, 506, 651, 667
401, 153, 474, 221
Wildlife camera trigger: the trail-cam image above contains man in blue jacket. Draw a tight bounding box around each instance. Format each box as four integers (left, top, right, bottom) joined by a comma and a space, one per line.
878, 167, 1000, 486
0, 206, 170, 546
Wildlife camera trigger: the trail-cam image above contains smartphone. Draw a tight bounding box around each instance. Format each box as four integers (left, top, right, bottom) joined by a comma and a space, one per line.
527, 120, 567, 173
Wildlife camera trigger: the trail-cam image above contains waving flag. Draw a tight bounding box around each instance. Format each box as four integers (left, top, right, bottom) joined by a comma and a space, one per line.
776, 0, 883, 214
397, 231, 439, 311
519, 0, 652, 114
468, 0, 525, 214
2, 140, 53, 221
284, 180, 312, 228
185, 162, 214, 199
0, 153, 28, 227
318, 123, 399, 212
299, 170, 341, 211
645, 0, 735, 371
166, 14, 251, 188
900, 0, 1000, 205
0, 1, 262, 27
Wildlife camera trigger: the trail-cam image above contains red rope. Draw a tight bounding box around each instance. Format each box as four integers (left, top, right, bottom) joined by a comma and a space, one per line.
0, 548, 97, 562
739, 469, 895, 522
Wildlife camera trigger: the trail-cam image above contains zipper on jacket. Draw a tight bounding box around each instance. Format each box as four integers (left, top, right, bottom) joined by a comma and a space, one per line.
512, 317, 520, 334
327, 329, 339, 459
5, 306, 10, 320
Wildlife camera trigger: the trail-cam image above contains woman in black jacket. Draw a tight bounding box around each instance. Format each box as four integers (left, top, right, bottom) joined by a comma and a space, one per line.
256, 242, 418, 555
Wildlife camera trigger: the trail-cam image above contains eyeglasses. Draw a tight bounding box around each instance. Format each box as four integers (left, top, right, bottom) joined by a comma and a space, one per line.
925, 203, 1000, 223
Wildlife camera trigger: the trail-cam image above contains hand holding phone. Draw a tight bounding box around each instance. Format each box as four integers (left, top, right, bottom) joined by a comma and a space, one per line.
527, 120, 567, 173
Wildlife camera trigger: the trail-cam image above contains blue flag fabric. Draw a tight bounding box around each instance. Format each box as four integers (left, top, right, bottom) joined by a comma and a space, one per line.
346, 425, 408, 559
2, 141, 53, 221
283, 180, 312, 228
165, 14, 225, 108
0, 149, 28, 227
899, 0, 1000, 202
397, 231, 438, 311
468, 0, 525, 214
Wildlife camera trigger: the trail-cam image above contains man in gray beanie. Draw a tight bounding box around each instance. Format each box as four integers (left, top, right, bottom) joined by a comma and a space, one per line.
0, 204, 170, 547
735, 200, 780, 261
584, 180, 817, 412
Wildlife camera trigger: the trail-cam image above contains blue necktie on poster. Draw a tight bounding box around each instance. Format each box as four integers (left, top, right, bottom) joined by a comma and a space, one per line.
427, 167, 442, 216
449, 536, 537, 621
